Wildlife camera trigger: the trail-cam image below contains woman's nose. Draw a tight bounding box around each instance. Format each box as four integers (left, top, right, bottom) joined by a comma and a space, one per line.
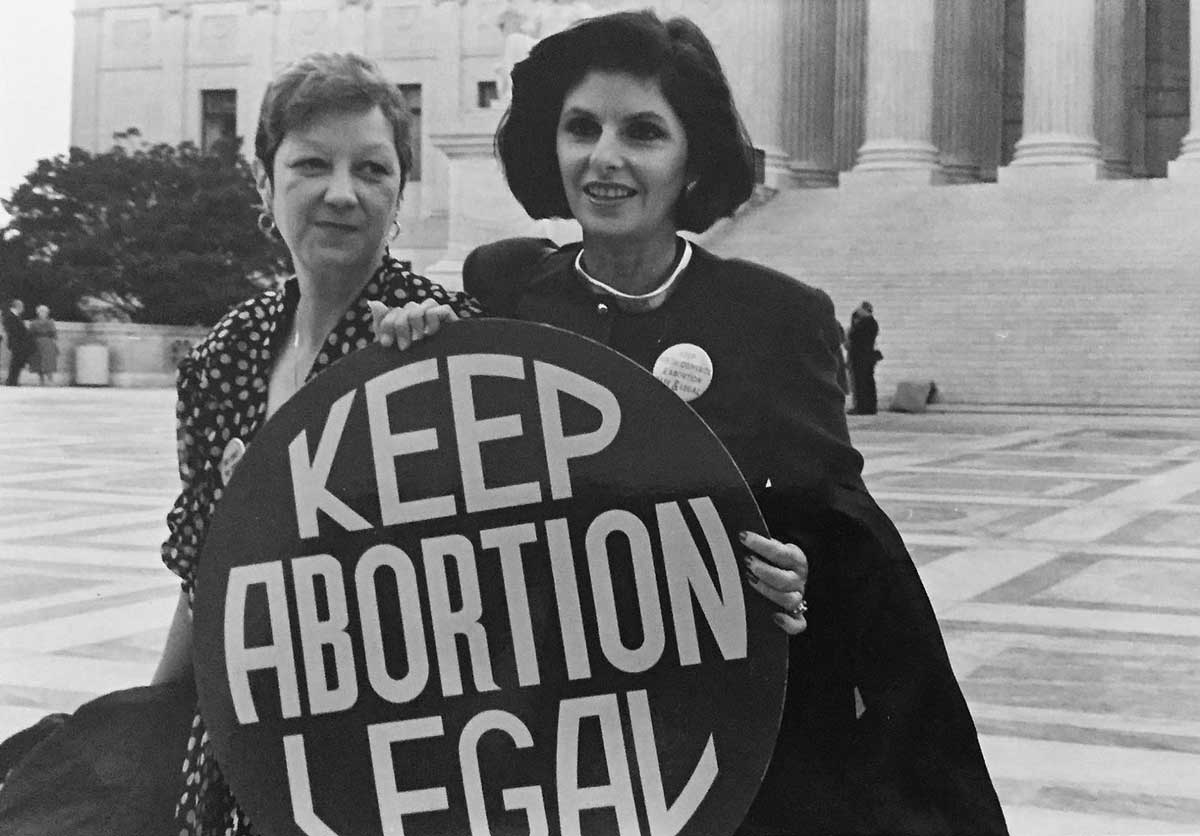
589, 129, 622, 171
323, 165, 357, 206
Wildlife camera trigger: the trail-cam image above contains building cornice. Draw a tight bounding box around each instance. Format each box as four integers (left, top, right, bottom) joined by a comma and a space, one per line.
162, 1, 192, 18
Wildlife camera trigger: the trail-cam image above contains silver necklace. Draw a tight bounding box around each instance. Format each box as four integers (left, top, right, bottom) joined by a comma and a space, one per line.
573, 238, 692, 313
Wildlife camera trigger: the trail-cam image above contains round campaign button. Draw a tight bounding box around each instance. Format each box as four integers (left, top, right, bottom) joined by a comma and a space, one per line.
194, 319, 786, 836
219, 438, 246, 486
652, 343, 713, 402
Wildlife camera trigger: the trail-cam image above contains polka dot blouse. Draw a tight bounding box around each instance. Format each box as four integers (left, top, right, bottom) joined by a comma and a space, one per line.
160, 256, 480, 836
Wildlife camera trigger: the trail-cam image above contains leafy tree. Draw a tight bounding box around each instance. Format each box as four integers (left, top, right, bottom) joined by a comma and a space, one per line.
0, 130, 289, 325
0, 232, 81, 320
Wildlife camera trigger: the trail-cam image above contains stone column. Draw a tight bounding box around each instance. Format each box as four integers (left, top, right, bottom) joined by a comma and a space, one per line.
784, 0, 838, 186
1123, 0, 1147, 176
1095, 0, 1133, 177
337, 0, 370, 53
733, 0, 791, 188
675, 0, 791, 188
160, 3, 191, 145
833, 0, 866, 173
999, 0, 1105, 182
245, 0, 279, 149
935, 0, 1004, 182
71, 7, 103, 150
1168, 0, 1200, 177
842, 0, 944, 186
422, 0, 468, 218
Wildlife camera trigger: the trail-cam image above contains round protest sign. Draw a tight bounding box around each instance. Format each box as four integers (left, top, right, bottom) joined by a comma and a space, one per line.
194, 319, 788, 836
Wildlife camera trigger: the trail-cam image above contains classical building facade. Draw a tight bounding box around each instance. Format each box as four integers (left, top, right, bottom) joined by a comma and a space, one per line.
71, 0, 1199, 407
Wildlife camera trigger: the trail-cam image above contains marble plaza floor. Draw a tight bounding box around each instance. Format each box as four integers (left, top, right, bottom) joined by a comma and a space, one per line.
1, 386, 1198, 835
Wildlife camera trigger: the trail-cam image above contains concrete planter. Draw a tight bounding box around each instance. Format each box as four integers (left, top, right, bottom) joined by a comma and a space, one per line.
74, 343, 111, 386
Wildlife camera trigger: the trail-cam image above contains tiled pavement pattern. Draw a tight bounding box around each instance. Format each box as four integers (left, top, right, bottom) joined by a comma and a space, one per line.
1, 387, 1198, 835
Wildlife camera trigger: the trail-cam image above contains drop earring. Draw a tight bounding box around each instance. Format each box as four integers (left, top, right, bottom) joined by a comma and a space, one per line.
384, 215, 401, 260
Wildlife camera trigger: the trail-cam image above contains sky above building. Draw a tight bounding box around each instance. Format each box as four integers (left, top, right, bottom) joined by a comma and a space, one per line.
0, 0, 75, 225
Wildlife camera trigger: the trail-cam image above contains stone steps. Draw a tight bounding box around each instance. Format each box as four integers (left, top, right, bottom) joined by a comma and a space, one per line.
704, 178, 1200, 408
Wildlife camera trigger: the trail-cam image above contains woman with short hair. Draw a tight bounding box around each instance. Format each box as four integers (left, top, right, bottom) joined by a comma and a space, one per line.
154, 51, 479, 835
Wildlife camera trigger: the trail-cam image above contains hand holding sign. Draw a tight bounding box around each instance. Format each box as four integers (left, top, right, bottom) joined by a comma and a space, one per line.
739, 532, 809, 635
370, 305, 812, 639
368, 298, 459, 350
194, 319, 787, 836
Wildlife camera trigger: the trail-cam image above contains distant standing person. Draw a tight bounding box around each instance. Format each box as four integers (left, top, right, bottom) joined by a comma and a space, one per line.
833, 318, 850, 395
847, 300, 880, 414
28, 305, 60, 386
2, 299, 33, 386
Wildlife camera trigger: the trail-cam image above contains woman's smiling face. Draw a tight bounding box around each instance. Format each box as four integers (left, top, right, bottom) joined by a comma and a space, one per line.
556, 70, 690, 246
259, 105, 402, 284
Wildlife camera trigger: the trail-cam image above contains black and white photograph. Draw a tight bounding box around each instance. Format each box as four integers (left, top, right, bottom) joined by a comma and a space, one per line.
0, 1, 1198, 835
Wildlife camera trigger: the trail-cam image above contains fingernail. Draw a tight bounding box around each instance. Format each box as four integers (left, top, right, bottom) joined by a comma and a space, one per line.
738, 531, 749, 543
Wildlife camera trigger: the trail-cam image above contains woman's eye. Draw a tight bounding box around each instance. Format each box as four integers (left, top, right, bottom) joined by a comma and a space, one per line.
627, 121, 667, 142
359, 161, 391, 177
562, 116, 600, 139
292, 158, 328, 172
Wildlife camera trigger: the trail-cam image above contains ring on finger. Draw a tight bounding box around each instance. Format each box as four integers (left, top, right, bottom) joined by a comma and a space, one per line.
786, 599, 808, 619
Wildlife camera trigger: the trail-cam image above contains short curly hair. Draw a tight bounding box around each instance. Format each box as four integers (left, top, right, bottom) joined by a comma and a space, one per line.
254, 52, 414, 193
497, 10, 755, 233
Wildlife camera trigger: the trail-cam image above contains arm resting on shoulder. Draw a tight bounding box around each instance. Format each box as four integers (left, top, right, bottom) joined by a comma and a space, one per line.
462, 238, 557, 316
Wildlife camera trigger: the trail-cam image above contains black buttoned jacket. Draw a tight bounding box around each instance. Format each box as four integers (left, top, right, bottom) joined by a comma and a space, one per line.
465, 238, 1008, 836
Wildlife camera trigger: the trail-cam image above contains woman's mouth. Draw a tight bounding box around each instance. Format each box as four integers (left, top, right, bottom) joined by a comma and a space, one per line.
583, 182, 637, 201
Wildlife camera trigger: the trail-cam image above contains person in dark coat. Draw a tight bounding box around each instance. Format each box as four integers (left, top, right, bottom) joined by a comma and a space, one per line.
834, 317, 851, 395
427, 11, 1006, 835
2, 299, 33, 386
847, 300, 881, 414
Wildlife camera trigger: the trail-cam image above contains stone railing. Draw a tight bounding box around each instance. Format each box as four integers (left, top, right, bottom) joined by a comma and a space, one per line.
1, 321, 210, 387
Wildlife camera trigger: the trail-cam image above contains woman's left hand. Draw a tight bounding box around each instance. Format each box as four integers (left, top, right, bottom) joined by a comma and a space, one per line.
368, 299, 459, 350
740, 531, 809, 635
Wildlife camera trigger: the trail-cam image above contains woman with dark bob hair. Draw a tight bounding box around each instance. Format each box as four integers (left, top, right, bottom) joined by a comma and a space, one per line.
497, 13, 754, 234
149, 52, 477, 835
451, 10, 1009, 835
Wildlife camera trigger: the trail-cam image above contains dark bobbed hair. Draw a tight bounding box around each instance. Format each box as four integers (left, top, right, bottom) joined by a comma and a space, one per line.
255, 52, 413, 193
497, 10, 755, 233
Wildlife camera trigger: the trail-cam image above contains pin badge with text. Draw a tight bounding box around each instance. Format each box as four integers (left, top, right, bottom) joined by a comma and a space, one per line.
653, 342, 713, 402
219, 438, 246, 486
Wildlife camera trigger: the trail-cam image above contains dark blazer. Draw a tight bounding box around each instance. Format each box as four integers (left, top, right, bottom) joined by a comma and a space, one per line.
465, 238, 1008, 836
2, 308, 31, 354
848, 312, 879, 361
